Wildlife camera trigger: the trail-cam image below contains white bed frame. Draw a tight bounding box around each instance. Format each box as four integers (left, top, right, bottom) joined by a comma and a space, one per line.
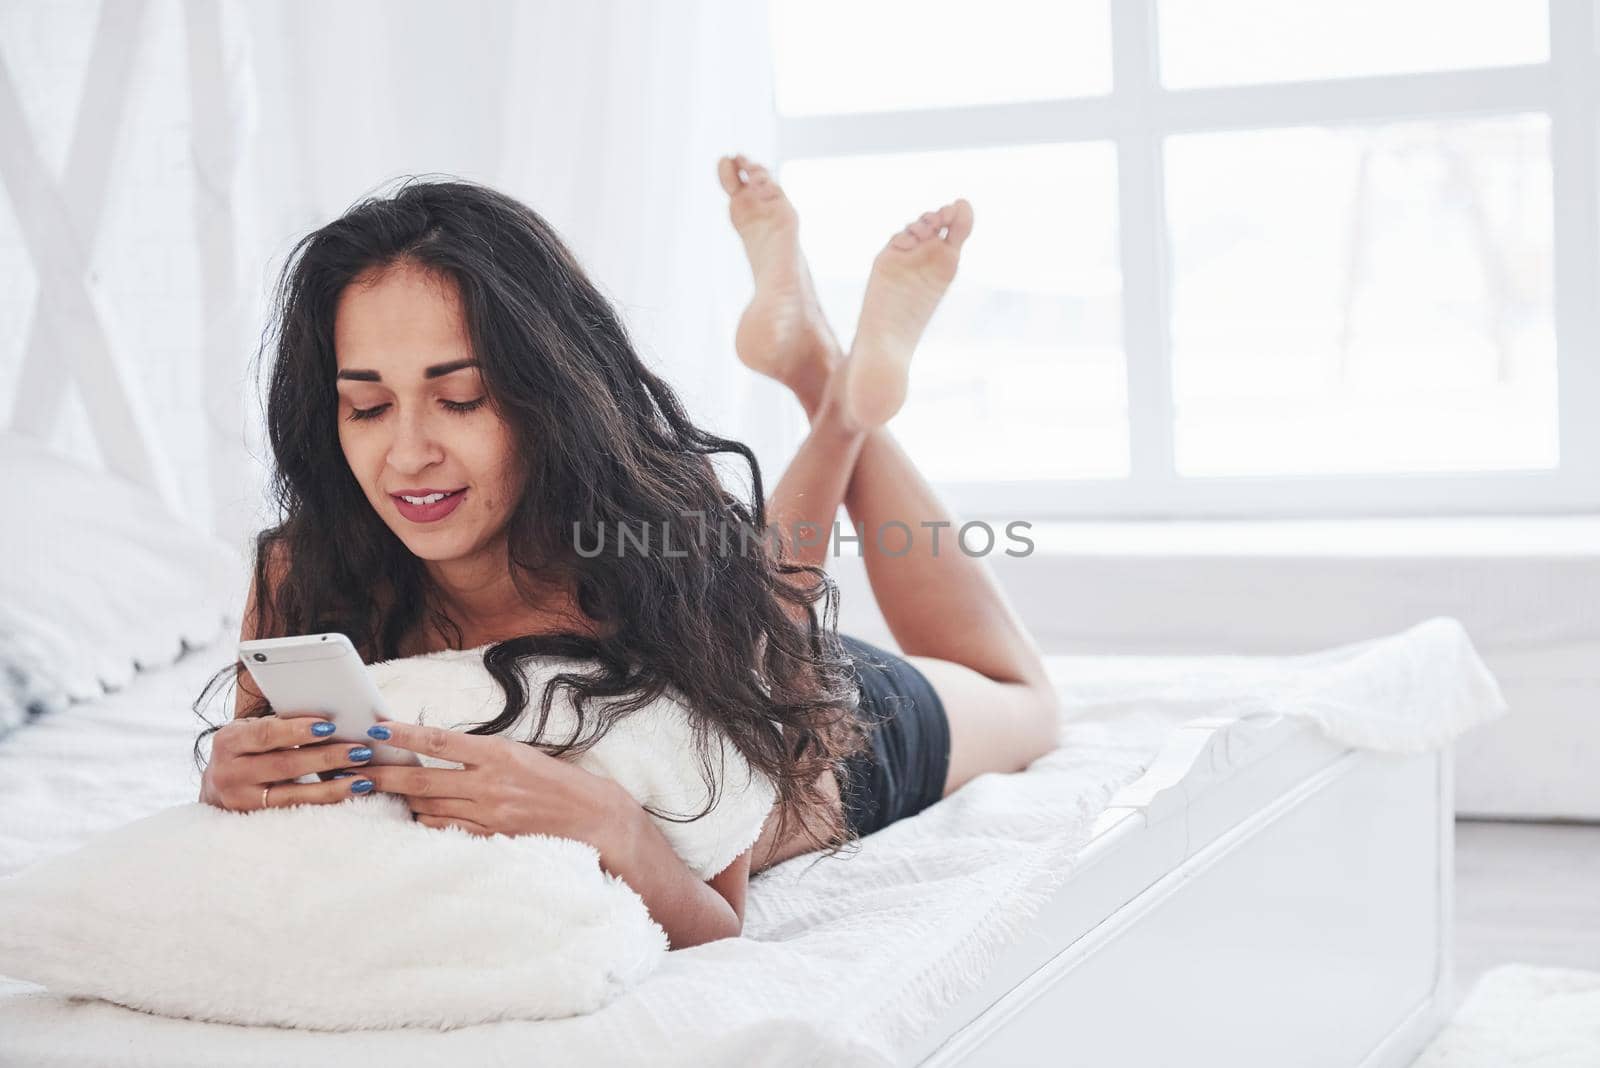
906, 713, 1454, 1067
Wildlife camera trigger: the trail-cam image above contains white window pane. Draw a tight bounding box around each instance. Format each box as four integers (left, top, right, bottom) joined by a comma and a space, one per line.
1159, 0, 1547, 89
781, 143, 1125, 480
1165, 115, 1557, 478
770, 0, 1111, 117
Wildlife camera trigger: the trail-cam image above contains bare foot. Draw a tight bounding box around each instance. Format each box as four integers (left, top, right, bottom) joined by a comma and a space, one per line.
718, 154, 841, 402
834, 199, 974, 430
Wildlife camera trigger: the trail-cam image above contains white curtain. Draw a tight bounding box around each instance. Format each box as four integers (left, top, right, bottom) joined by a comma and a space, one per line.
0, 0, 795, 556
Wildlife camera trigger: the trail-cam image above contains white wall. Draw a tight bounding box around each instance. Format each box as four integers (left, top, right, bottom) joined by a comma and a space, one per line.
0, 0, 796, 559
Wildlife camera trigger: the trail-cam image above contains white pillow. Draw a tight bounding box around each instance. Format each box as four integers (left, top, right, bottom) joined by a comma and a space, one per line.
0, 432, 243, 714
0, 794, 666, 1029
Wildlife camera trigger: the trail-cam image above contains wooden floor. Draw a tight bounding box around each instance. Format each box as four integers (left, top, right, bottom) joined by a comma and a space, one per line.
1454, 818, 1600, 993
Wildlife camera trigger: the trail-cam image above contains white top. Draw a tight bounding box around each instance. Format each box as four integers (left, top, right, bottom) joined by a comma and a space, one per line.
366, 644, 778, 880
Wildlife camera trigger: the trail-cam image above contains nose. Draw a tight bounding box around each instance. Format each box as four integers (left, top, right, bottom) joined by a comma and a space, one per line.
385, 405, 445, 475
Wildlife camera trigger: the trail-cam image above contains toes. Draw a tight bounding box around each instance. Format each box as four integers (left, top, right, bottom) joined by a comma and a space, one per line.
943, 198, 974, 248
717, 156, 742, 195
721, 154, 788, 203
732, 155, 784, 200
889, 201, 974, 250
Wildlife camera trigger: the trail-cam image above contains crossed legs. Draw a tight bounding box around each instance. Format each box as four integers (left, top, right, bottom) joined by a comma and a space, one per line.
719, 156, 1059, 869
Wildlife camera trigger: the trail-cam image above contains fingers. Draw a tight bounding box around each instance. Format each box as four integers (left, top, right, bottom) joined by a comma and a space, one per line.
203, 714, 373, 812
414, 814, 491, 837
258, 774, 376, 810
207, 720, 488, 812
216, 713, 338, 757
359, 764, 476, 800
363, 720, 487, 767
239, 740, 375, 785
407, 796, 479, 821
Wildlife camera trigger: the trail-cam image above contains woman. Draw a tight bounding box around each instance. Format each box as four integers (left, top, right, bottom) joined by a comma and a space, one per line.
194, 158, 1059, 950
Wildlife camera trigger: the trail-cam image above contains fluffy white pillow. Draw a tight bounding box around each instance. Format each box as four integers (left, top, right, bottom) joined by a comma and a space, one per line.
0, 433, 242, 720
0, 794, 666, 1029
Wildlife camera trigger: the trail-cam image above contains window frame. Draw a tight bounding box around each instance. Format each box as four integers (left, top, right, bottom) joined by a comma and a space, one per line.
773, 0, 1600, 519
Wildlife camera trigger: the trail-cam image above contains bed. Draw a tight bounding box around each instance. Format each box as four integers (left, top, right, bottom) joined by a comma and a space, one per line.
0, 625, 1477, 1068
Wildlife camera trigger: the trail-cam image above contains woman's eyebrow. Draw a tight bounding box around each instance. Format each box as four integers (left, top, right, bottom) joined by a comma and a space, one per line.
336, 358, 480, 382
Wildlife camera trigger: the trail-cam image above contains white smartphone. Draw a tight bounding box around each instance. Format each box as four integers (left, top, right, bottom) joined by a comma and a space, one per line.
238, 633, 420, 767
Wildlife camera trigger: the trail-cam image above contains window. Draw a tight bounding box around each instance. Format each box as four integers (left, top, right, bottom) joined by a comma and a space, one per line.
770, 0, 1600, 517
781, 143, 1125, 481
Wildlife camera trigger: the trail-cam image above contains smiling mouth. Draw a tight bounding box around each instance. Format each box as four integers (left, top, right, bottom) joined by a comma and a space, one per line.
389, 488, 468, 524
392, 490, 464, 505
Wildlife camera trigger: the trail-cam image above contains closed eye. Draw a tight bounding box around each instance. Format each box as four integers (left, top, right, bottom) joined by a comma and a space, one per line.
345, 397, 486, 423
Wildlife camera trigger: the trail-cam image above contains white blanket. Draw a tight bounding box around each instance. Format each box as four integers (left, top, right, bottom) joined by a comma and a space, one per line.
0, 617, 1507, 1067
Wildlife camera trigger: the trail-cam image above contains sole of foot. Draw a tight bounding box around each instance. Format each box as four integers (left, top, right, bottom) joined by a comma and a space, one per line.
717, 154, 839, 395
836, 198, 975, 430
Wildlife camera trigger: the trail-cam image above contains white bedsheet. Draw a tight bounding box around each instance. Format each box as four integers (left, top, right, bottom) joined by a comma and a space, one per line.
0, 618, 1506, 1067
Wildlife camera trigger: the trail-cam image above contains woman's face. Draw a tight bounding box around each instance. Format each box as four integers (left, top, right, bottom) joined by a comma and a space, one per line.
333, 261, 522, 564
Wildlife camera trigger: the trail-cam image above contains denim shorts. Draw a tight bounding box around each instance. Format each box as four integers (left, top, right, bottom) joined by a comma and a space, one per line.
835, 633, 952, 838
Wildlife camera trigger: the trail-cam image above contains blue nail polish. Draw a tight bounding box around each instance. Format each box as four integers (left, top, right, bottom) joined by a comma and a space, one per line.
348, 746, 373, 762
366, 725, 391, 741
350, 779, 374, 794
311, 721, 336, 737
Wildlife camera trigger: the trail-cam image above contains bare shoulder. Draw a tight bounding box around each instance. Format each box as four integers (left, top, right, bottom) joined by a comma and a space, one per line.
239, 538, 292, 642
235, 538, 292, 718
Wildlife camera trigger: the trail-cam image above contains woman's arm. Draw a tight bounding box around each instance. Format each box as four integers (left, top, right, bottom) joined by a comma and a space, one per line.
361, 720, 751, 949
596, 777, 750, 945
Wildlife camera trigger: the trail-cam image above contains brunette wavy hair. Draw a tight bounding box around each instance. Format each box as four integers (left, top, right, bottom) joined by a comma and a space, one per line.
193, 176, 870, 855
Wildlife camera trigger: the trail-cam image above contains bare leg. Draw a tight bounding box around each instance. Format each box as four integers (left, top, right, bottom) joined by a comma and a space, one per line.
720, 154, 1048, 692
719, 157, 1058, 869
717, 154, 865, 575
765, 411, 865, 572
787, 217, 1058, 796
781, 386, 1050, 693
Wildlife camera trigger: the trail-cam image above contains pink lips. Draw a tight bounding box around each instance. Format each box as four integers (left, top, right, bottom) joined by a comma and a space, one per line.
390, 488, 467, 524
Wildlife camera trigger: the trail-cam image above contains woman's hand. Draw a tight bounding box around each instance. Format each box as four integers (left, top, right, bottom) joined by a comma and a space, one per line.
355, 721, 622, 844
362, 720, 748, 948
199, 714, 380, 811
